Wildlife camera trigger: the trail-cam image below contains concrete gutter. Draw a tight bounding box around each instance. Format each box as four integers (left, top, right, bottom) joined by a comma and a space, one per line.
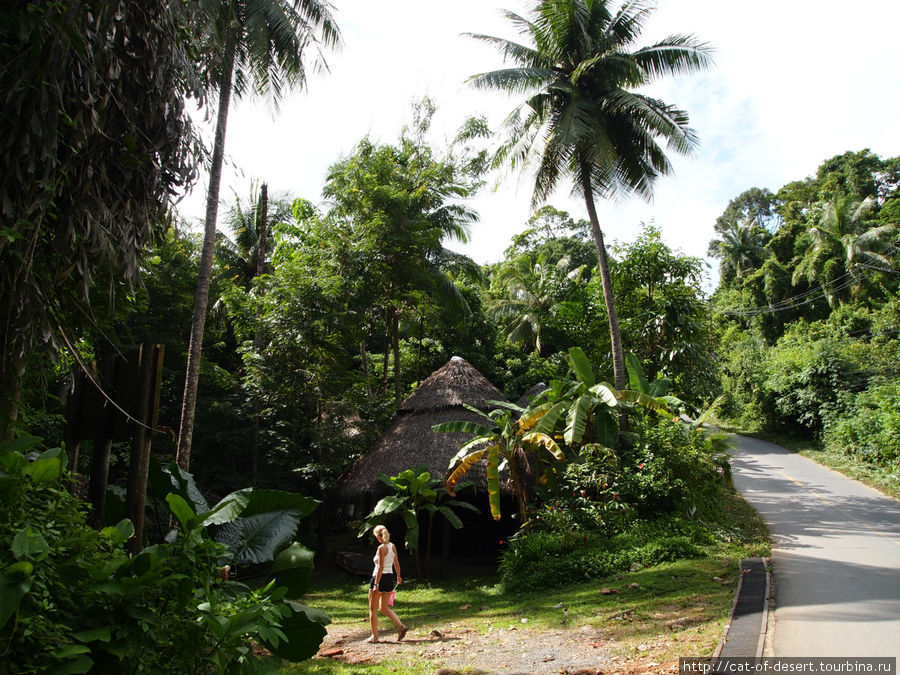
712, 557, 772, 660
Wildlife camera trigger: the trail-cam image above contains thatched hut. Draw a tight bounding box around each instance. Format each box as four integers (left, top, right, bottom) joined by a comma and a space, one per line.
337, 356, 508, 500
336, 356, 516, 563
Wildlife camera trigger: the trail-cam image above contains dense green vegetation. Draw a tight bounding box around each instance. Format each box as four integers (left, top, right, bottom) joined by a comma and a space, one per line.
711, 150, 900, 478
2, 0, 897, 670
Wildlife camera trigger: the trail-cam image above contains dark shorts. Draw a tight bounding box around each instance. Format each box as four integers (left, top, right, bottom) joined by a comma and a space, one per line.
369, 573, 395, 593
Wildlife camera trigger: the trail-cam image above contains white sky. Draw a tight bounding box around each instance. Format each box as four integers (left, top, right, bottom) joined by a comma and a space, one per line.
177, 0, 900, 285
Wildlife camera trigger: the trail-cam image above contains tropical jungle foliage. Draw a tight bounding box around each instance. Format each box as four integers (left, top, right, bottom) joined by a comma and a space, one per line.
711, 150, 899, 473
3, 0, 897, 668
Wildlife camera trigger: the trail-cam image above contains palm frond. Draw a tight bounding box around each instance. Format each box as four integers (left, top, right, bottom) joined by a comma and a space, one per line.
632, 35, 714, 81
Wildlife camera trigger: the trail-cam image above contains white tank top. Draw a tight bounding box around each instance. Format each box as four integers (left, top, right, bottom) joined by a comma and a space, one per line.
372, 543, 395, 575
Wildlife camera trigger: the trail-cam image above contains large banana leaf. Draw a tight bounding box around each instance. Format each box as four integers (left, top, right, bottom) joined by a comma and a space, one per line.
432, 420, 495, 436
625, 352, 650, 394
438, 505, 464, 529
486, 444, 501, 521
564, 395, 591, 444
215, 509, 303, 566
520, 432, 564, 460
593, 407, 618, 448
588, 383, 618, 406
529, 400, 568, 435
568, 346, 595, 387
484, 399, 525, 413
401, 510, 419, 551
616, 389, 672, 418
648, 377, 673, 398
446, 449, 487, 495
371, 495, 405, 516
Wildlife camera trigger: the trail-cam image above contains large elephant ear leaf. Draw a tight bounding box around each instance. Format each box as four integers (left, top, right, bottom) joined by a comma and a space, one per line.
215, 509, 302, 566
149, 458, 209, 515
238, 489, 319, 519
261, 601, 329, 662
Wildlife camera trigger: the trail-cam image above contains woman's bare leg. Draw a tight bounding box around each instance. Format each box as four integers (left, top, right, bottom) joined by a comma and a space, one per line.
378, 593, 405, 633
368, 589, 380, 641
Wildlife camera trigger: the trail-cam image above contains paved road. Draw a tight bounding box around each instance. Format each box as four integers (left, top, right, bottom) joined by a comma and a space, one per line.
730, 435, 900, 657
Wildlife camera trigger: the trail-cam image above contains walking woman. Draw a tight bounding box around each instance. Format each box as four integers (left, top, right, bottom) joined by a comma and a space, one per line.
367, 524, 408, 643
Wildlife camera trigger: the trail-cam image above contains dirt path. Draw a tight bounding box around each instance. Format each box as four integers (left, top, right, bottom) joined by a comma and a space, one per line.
316, 621, 682, 674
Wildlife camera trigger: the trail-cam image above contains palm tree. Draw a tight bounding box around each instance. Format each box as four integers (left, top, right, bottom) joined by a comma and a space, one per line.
468, 0, 712, 388
489, 252, 584, 355
216, 183, 295, 289
176, 0, 341, 470
792, 196, 896, 306
708, 217, 770, 283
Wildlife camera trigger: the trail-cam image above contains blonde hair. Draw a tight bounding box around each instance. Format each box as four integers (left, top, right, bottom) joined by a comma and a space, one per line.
373, 525, 390, 543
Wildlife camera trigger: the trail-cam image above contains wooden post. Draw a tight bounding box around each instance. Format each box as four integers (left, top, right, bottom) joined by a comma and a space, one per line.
87, 356, 118, 529
125, 343, 164, 553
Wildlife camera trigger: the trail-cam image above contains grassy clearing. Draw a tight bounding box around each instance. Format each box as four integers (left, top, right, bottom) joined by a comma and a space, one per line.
284, 490, 769, 674
747, 430, 900, 501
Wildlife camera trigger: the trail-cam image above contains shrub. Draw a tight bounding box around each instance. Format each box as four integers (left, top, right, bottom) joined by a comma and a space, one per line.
616, 418, 727, 517
498, 524, 705, 590
823, 380, 900, 467
0, 437, 326, 674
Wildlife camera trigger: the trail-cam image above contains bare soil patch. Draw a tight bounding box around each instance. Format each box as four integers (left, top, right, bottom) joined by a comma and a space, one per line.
316, 620, 687, 674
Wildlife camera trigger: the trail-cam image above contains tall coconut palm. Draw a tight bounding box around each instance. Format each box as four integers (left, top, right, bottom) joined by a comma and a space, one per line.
792, 195, 896, 306
468, 0, 712, 388
177, 0, 341, 470
708, 217, 770, 283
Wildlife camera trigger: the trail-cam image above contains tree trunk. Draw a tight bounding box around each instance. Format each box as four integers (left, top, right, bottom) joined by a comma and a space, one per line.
249, 183, 268, 486
391, 308, 401, 405
381, 318, 390, 395
88, 437, 112, 529
580, 170, 626, 390
125, 343, 164, 554
0, 352, 23, 443
175, 37, 237, 472
255, 183, 269, 277
425, 514, 434, 577
360, 341, 372, 397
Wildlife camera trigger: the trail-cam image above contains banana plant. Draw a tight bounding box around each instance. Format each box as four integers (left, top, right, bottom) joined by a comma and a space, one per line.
357, 468, 479, 576
619, 352, 685, 418
433, 401, 563, 522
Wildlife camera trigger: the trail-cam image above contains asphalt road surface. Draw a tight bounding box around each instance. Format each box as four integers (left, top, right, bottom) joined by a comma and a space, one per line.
730, 435, 900, 658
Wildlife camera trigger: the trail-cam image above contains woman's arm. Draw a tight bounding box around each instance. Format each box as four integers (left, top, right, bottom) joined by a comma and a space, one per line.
392, 544, 402, 584
374, 544, 387, 588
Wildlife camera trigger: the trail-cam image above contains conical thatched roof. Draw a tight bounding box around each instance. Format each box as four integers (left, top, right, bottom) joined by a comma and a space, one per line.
515, 382, 548, 408
337, 357, 508, 499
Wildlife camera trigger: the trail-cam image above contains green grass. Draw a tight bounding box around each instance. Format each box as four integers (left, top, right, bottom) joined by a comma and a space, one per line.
284, 490, 769, 674
747, 430, 900, 501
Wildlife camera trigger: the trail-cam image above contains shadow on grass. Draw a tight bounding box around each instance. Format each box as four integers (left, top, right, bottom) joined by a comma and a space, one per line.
308, 555, 738, 645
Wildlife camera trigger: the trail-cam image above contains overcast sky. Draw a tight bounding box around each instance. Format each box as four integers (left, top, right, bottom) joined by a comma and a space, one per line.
177, 0, 900, 285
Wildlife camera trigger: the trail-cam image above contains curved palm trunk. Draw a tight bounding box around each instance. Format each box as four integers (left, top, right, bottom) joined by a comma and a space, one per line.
580, 170, 626, 390
250, 183, 268, 486
176, 37, 236, 471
